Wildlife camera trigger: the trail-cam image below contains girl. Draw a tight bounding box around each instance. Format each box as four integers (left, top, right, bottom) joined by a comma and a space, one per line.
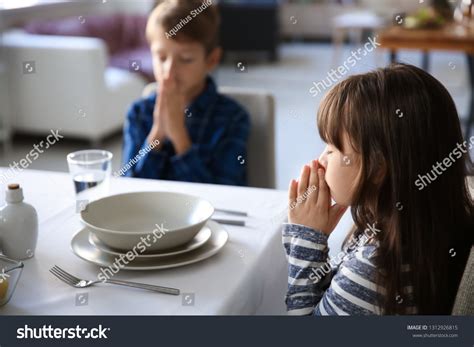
282, 63, 473, 315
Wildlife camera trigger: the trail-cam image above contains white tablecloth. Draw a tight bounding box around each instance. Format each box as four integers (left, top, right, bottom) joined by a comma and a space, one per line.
0, 169, 290, 315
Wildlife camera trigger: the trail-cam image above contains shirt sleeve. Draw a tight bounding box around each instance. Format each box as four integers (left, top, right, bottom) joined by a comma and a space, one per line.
121, 101, 169, 179
282, 223, 381, 316
168, 109, 250, 186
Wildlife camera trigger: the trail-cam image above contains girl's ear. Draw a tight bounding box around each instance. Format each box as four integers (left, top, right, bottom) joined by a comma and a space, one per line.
206, 47, 222, 72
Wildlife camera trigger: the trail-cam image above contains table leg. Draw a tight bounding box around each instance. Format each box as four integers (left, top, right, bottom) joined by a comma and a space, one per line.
422, 51, 430, 71
390, 50, 397, 64
466, 54, 474, 140
0, 139, 12, 164
332, 27, 345, 66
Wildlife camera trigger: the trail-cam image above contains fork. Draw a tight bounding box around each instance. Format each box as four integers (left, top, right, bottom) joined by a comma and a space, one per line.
50, 265, 180, 296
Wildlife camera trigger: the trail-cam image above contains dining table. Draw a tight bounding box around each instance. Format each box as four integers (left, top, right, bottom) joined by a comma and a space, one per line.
0, 168, 293, 315
1, 168, 473, 316
378, 23, 474, 139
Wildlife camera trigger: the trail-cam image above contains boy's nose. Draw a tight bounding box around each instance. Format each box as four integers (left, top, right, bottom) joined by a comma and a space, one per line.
162, 59, 177, 79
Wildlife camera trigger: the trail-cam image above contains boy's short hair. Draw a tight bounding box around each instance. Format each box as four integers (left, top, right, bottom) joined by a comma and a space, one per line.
147, 0, 220, 53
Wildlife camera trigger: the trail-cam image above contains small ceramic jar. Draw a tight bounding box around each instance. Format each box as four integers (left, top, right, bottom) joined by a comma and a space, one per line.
0, 184, 38, 260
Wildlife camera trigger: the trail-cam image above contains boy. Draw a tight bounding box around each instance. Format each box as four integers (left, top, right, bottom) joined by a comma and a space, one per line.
122, 0, 250, 185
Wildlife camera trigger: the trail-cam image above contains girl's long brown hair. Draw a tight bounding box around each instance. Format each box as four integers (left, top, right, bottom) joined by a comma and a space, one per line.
317, 63, 473, 314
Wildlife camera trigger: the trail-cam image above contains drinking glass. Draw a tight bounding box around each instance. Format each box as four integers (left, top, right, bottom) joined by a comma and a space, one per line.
67, 150, 113, 202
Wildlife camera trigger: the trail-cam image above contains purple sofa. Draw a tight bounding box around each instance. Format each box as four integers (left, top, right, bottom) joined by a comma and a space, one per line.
24, 14, 155, 82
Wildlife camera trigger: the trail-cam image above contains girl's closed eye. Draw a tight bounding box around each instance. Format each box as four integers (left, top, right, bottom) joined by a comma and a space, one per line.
324, 145, 338, 156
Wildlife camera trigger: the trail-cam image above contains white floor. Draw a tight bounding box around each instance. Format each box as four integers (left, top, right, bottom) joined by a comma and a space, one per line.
0, 41, 472, 254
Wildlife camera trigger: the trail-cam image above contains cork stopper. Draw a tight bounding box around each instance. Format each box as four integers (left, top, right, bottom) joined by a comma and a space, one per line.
5, 184, 23, 203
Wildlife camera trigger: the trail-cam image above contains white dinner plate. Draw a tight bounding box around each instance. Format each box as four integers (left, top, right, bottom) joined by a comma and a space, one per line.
88, 225, 212, 258
71, 221, 228, 270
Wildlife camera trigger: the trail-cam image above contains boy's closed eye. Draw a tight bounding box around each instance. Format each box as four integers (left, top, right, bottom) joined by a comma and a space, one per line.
156, 54, 195, 64
179, 56, 195, 64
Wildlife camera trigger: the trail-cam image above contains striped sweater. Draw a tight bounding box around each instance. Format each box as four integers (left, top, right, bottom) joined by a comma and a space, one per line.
282, 223, 417, 315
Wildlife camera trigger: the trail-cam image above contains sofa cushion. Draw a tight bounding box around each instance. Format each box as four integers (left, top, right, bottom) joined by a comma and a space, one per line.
109, 46, 154, 83
24, 14, 153, 81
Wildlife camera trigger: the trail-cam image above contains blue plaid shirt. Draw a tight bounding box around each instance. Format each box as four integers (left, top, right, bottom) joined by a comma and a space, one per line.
122, 76, 250, 185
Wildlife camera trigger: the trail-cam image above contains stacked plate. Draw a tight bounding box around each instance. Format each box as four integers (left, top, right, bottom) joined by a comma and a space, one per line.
71, 192, 228, 270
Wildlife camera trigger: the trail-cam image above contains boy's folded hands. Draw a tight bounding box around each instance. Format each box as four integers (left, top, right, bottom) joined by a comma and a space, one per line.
148, 86, 167, 148
148, 76, 191, 155
288, 159, 348, 235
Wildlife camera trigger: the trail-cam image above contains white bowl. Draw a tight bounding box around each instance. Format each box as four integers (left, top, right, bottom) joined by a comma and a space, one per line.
80, 191, 214, 252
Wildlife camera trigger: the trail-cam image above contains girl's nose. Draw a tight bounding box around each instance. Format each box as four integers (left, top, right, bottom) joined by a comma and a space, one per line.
318, 151, 328, 169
